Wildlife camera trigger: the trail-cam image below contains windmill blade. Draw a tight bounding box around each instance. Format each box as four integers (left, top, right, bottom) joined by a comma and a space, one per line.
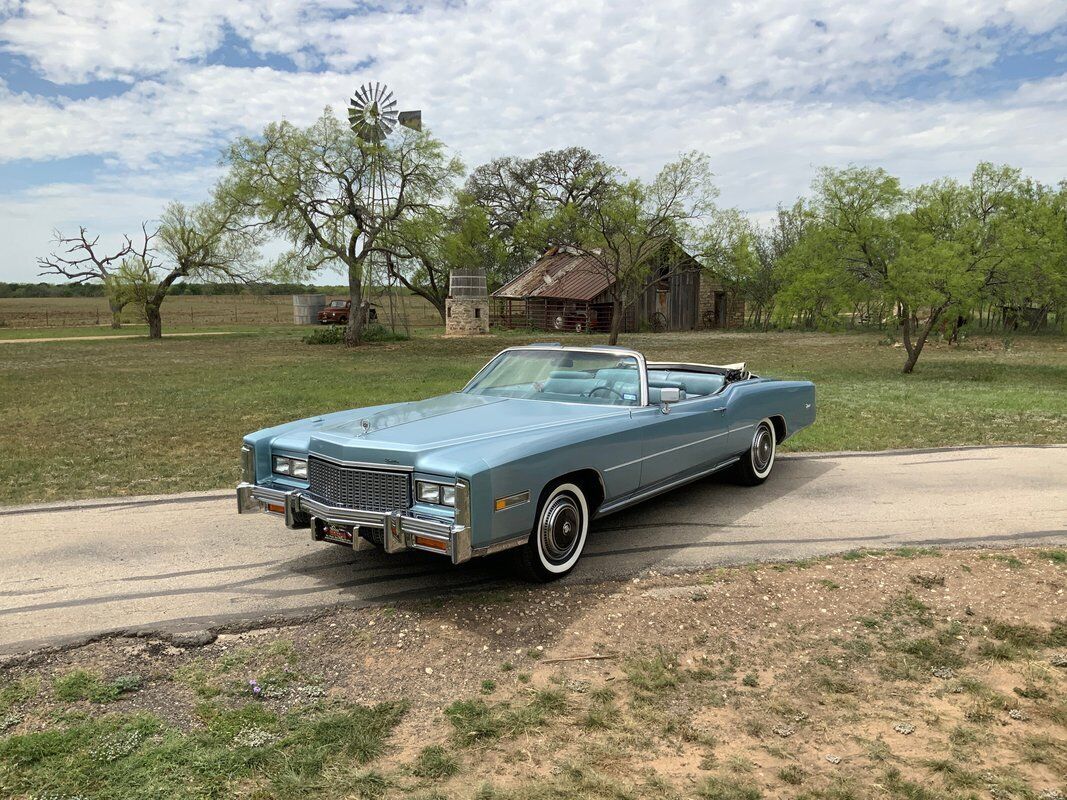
381, 96, 397, 112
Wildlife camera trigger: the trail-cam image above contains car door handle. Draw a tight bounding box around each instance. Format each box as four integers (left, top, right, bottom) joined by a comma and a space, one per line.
712, 407, 727, 413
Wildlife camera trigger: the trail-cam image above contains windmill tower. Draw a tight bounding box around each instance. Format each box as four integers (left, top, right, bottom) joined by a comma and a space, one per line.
347, 82, 422, 333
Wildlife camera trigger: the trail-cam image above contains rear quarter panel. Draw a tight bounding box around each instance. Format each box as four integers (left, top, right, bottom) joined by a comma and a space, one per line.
724, 378, 816, 454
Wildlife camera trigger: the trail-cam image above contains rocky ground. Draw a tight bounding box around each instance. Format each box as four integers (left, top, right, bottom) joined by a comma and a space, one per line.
1, 545, 1065, 800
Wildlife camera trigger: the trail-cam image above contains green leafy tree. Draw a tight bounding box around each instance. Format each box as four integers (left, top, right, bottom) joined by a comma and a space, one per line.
894, 163, 1024, 370
465, 146, 615, 283
224, 109, 462, 345
747, 202, 809, 329
562, 152, 718, 345
381, 193, 507, 321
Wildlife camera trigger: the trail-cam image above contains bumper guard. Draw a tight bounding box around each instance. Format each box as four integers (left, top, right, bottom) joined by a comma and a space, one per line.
236, 482, 472, 564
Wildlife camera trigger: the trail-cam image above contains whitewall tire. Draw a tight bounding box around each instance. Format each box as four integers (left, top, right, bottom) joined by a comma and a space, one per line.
518, 482, 589, 581
733, 418, 776, 486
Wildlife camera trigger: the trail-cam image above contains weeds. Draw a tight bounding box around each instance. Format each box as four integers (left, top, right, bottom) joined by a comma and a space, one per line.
0, 676, 40, 712
52, 670, 141, 703
624, 650, 679, 694
697, 774, 761, 799
1037, 548, 1067, 564
0, 701, 406, 797
908, 573, 945, 589
412, 745, 460, 779
444, 690, 568, 746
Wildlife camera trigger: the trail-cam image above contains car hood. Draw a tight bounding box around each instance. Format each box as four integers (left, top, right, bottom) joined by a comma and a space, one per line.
268, 392, 628, 468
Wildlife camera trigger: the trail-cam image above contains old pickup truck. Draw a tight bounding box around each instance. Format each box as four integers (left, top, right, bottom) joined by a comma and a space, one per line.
237, 344, 815, 580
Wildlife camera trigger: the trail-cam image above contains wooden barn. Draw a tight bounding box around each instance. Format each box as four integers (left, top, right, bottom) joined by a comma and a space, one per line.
492, 240, 743, 333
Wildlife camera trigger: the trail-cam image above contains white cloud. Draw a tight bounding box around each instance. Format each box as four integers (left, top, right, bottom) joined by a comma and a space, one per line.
1, 0, 1065, 281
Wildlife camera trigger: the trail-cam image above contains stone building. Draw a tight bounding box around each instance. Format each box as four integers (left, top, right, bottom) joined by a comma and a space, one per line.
445, 267, 490, 335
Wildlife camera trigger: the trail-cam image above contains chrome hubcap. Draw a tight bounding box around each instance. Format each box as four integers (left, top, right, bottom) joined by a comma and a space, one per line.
752, 425, 773, 472
540, 495, 581, 564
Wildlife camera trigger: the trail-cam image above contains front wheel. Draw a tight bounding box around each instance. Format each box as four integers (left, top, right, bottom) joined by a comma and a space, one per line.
516, 482, 589, 581
732, 418, 776, 486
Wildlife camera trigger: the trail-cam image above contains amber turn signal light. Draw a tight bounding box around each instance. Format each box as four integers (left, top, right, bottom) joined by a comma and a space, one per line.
413, 535, 448, 552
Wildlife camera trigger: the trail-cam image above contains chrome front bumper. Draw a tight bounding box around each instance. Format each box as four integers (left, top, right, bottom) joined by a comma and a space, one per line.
236, 482, 472, 564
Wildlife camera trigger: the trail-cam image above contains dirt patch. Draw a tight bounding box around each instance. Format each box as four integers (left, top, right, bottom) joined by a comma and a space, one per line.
1, 546, 1065, 799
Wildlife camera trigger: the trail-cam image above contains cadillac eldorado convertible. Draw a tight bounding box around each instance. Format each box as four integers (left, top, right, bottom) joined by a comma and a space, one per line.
237, 344, 815, 580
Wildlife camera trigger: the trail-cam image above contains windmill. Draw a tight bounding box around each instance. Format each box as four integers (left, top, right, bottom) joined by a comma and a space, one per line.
347, 82, 422, 333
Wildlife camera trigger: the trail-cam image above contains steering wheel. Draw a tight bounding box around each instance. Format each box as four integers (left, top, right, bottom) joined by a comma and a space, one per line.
585, 385, 626, 401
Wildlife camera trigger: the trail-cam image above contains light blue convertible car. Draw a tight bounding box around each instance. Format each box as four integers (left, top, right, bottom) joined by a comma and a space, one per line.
237, 344, 815, 580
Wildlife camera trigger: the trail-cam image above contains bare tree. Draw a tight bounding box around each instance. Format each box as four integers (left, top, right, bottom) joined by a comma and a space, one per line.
37, 228, 148, 327
113, 199, 262, 338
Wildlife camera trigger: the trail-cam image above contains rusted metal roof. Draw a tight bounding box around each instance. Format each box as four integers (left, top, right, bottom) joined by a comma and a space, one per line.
493, 247, 614, 301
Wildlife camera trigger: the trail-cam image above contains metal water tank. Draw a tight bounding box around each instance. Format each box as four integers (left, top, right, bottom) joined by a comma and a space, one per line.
292, 294, 326, 325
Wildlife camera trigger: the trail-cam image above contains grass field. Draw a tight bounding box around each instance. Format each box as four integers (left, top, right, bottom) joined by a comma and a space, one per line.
0, 329, 1065, 505
1, 547, 1064, 799
0, 292, 443, 330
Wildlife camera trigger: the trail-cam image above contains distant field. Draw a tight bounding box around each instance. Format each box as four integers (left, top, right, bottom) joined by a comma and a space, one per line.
0, 292, 443, 330
0, 328, 1065, 505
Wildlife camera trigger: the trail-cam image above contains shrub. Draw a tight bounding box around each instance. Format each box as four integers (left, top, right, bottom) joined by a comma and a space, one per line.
302, 323, 409, 345
302, 325, 345, 345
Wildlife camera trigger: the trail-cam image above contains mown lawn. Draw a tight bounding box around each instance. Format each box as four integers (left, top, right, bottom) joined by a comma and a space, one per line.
0, 328, 1064, 505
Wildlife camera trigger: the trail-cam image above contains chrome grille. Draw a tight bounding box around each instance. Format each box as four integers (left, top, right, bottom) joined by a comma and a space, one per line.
307, 457, 410, 512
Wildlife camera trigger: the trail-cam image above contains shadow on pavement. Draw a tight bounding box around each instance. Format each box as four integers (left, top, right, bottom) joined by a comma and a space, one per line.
267, 456, 838, 604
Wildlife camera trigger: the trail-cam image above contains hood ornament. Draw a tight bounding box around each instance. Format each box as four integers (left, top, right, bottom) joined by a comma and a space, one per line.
360, 418, 370, 436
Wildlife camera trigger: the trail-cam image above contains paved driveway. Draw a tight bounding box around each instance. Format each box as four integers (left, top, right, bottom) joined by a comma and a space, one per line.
1, 445, 1064, 655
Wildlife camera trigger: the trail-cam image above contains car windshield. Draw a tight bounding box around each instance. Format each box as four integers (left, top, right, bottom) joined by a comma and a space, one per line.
464, 349, 641, 406
328, 300, 347, 308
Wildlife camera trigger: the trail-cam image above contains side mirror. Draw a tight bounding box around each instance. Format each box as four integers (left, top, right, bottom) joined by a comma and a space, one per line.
658, 387, 681, 413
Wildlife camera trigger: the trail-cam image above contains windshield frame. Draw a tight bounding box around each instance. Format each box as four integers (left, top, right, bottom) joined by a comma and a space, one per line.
462, 346, 650, 407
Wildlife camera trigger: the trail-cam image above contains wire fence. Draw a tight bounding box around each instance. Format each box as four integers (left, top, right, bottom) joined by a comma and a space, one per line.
0, 295, 445, 330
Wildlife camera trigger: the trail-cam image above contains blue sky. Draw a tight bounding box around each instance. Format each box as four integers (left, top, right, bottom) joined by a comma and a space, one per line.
1, 0, 1065, 282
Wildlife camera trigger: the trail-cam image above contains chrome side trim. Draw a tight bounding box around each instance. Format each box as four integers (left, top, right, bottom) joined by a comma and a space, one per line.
472, 534, 529, 557
597, 457, 741, 516
306, 452, 414, 472
604, 430, 731, 472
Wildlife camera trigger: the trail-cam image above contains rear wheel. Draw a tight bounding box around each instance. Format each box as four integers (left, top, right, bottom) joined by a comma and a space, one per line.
516, 482, 589, 581
732, 418, 776, 486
